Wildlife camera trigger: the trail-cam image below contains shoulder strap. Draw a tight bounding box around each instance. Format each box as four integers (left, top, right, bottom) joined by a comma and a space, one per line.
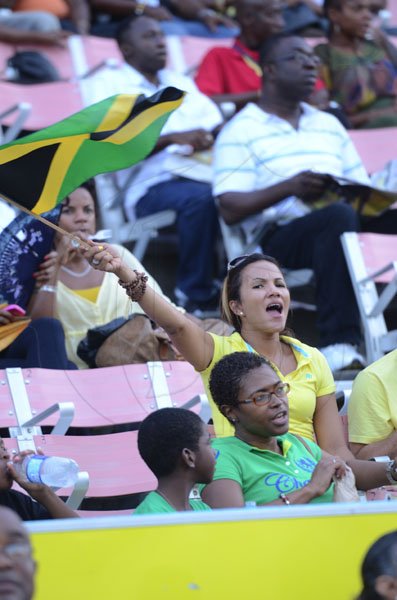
294, 434, 315, 458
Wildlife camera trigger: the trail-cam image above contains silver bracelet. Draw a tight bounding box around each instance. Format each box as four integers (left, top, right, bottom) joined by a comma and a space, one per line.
385, 460, 397, 485
39, 285, 57, 293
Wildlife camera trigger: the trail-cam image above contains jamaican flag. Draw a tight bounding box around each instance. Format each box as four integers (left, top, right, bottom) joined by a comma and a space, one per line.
0, 86, 184, 214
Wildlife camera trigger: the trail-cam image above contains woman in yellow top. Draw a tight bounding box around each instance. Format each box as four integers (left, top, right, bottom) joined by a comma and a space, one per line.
29, 182, 174, 368
83, 246, 397, 490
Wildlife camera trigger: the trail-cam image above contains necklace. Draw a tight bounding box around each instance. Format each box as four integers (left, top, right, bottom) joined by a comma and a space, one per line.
274, 342, 285, 373
60, 263, 92, 278
156, 490, 190, 511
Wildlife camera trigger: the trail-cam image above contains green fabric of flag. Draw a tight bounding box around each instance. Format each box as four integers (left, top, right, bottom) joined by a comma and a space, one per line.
0, 86, 184, 214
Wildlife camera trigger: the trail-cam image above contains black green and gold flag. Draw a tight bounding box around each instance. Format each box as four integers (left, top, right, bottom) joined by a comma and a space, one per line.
0, 86, 184, 214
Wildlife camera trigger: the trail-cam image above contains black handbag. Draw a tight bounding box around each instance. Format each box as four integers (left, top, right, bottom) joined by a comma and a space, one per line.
77, 316, 129, 368
7, 51, 61, 84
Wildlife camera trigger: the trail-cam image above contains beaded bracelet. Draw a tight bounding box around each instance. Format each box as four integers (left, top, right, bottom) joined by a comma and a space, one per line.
279, 493, 291, 505
118, 270, 148, 302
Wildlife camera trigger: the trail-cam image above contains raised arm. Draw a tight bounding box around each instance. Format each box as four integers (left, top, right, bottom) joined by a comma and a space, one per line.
82, 242, 215, 371
7, 452, 78, 519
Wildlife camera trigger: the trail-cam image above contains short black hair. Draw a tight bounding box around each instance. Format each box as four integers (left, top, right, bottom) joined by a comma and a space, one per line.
323, 0, 342, 18
209, 352, 275, 410
137, 408, 204, 479
358, 531, 397, 600
259, 32, 292, 68
115, 14, 141, 48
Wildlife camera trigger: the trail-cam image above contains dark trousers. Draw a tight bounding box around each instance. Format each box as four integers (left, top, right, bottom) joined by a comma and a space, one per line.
264, 204, 397, 347
135, 177, 219, 303
0, 318, 76, 369
264, 204, 360, 347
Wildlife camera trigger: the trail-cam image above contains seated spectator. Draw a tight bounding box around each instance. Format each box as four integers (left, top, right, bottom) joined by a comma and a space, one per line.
0, 311, 75, 369
0, 438, 78, 520
89, 0, 237, 39
195, 0, 285, 111
0, 506, 36, 600
357, 531, 397, 600
349, 350, 397, 460
315, 0, 397, 129
202, 351, 346, 507
156, 0, 238, 37
283, 0, 326, 33
13, 0, 90, 34
195, 0, 338, 117
28, 182, 184, 368
83, 245, 397, 491
89, 15, 224, 314
213, 33, 397, 371
134, 408, 214, 514
0, 0, 72, 45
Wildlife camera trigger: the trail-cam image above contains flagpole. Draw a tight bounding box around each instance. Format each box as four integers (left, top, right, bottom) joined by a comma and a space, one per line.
0, 193, 89, 250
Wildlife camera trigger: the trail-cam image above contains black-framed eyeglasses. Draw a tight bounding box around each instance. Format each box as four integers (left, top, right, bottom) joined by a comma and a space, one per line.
237, 382, 290, 406
227, 254, 251, 272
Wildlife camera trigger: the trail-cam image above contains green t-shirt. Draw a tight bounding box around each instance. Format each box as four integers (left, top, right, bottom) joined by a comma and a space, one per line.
209, 433, 334, 505
134, 491, 211, 515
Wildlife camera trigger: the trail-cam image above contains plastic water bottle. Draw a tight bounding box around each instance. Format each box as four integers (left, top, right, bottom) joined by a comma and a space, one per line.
18, 455, 79, 488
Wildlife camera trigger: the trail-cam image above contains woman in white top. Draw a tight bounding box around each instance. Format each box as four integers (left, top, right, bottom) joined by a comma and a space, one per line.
29, 182, 173, 368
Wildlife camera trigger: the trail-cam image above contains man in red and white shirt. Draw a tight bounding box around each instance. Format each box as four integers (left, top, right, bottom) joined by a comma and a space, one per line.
195, 0, 285, 111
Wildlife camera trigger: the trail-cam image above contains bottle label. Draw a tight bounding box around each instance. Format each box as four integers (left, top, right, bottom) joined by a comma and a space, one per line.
26, 455, 46, 484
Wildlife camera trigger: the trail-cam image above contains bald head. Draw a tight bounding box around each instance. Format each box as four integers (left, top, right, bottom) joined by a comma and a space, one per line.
0, 508, 35, 600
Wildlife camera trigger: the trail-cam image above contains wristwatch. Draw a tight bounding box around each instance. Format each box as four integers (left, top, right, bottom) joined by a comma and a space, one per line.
134, 3, 146, 15
385, 460, 397, 485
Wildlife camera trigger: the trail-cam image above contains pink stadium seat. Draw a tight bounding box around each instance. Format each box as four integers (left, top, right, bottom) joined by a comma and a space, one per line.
81, 35, 122, 71
0, 80, 82, 130
1, 362, 204, 431
166, 35, 232, 74
77, 509, 134, 517
0, 40, 75, 80
3, 430, 156, 500
349, 127, 397, 174
358, 233, 397, 283
0, 371, 19, 429
341, 231, 397, 363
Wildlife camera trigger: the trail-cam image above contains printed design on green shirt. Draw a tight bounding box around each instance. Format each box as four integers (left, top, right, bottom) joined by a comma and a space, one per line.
263, 457, 317, 494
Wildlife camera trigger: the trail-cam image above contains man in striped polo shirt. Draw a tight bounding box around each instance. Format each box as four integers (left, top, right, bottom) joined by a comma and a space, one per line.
213, 33, 397, 372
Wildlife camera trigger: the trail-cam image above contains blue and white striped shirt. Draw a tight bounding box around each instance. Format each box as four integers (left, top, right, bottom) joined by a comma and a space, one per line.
213, 102, 369, 240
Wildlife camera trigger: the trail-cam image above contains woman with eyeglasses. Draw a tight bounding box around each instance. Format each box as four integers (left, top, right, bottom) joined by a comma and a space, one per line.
202, 351, 346, 507
315, 0, 397, 129
83, 245, 397, 491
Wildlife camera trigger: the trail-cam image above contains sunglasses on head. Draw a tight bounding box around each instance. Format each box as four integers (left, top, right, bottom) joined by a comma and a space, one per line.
227, 254, 252, 272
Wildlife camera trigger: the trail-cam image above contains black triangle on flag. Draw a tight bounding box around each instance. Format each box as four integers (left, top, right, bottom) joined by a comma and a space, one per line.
0, 143, 60, 210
